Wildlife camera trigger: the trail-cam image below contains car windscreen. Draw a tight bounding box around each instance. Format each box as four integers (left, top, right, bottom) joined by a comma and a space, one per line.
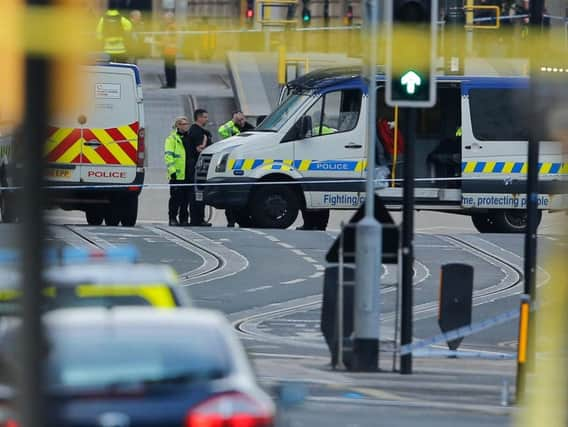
46, 326, 233, 389
256, 94, 309, 132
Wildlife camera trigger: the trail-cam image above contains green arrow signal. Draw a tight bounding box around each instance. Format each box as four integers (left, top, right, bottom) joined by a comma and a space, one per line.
400, 71, 422, 95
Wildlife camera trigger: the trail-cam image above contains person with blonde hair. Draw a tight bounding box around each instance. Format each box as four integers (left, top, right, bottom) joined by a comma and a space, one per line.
164, 116, 192, 226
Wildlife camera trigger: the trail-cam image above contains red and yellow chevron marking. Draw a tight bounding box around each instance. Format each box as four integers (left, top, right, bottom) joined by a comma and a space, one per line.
45, 122, 139, 166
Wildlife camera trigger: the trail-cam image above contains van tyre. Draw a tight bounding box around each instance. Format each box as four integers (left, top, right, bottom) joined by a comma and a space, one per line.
471, 213, 498, 233
471, 210, 542, 234
492, 210, 541, 233
250, 185, 299, 229
104, 201, 121, 226
120, 194, 139, 227
85, 206, 104, 225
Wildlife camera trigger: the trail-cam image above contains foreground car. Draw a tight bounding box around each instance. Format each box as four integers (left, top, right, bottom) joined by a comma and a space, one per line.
0, 307, 275, 427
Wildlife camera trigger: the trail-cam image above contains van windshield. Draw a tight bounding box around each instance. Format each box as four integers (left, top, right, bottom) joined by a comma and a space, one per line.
256, 94, 309, 132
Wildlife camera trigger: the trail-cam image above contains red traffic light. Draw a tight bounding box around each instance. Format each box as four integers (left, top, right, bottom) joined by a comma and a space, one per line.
246, 8, 254, 18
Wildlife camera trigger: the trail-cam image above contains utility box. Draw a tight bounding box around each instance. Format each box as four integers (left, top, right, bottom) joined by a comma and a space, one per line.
438, 263, 474, 351
321, 266, 355, 368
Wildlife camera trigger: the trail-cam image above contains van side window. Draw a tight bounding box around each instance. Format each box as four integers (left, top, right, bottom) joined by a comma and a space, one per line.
469, 88, 530, 141
301, 89, 362, 138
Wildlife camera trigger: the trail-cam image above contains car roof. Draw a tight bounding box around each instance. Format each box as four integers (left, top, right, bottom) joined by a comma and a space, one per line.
286, 66, 529, 92
87, 62, 142, 85
0, 264, 179, 289
45, 263, 179, 287
43, 307, 226, 330
2, 307, 256, 381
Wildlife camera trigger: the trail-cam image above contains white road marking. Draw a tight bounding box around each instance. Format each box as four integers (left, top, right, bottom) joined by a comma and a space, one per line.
291, 249, 307, 256
265, 235, 280, 242
277, 242, 295, 249
245, 285, 273, 293
315, 264, 325, 271
247, 229, 267, 236
303, 256, 318, 264
309, 272, 324, 278
280, 278, 307, 285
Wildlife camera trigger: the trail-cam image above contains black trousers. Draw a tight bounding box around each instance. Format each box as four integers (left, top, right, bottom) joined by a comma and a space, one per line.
164, 54, 176, 88
188, 177, 205, 225
301, 209, 330, 230
225, 208, 237, 225
168, 179, 189, 223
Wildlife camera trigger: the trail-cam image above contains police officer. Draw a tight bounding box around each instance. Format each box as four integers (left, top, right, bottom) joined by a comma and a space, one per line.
96, 0, 132, 63
164, 116, 191, 226
218, 111, 254, 139
186, 109, 212, 226
159, 11, 177, 88
218, 111, 254, 227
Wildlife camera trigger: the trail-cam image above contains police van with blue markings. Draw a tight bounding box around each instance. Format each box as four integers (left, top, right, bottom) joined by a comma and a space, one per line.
196, 67, 567, 232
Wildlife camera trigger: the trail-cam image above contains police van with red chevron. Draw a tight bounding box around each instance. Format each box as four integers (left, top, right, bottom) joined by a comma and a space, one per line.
44, 62, 145, 226
195, 67, 567, 233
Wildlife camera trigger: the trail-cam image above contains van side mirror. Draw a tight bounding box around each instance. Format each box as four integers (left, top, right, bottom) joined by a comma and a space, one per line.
300, 115, 312, 138
281, 115, 312, 143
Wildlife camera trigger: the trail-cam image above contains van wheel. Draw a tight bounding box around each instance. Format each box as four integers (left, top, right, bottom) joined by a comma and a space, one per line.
104, 201, 121, 226
120, 194, 138, 227
471, 213, 498, 233
492, 210, 542, 233
85, 207, 104, 225
250, 186, 299, 229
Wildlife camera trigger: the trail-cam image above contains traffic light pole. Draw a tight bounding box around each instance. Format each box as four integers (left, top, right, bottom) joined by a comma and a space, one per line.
400, 108, 416, 375
352, 0, 381, 372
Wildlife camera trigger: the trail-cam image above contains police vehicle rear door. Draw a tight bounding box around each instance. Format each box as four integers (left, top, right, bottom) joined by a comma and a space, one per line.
291, 87, 364, 209
80, 65, 140, 184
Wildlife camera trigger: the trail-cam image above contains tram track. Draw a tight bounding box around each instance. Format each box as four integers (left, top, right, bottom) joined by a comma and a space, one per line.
232, 233, 535, 349
147, 226, 248, 286
49, 225, 110, 250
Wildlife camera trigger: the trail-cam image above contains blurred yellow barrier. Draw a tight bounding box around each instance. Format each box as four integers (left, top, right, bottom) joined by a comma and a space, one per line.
517, 251, 568, 425
464, 5, 501, 30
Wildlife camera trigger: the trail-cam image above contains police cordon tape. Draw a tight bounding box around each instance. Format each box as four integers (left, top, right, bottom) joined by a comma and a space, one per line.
1, 173, 565, 191
399, 307, 520, 357
0, 173, 566, 191
412, 348, 515, 360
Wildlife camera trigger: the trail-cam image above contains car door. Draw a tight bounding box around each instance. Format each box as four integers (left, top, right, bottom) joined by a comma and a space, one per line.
292, 88, 365, 209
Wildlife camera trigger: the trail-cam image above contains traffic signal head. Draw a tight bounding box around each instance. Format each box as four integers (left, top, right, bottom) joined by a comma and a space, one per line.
386, 0, 438, 107
302, 7, 311, 24
246, 8, 254, 19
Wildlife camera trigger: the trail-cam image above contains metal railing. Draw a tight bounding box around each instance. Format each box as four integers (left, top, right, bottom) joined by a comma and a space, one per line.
258, 0, 298, 27
464, 5, 501, 29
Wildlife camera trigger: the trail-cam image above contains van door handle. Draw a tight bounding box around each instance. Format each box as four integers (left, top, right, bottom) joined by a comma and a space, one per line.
465, 143, 482, 150
345, 143, 362, 149
84, 140, 102, 147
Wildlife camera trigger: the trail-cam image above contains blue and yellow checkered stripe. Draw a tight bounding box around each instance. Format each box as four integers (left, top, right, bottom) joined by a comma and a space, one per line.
228, 159, 368, 172
462, 161, 568, 175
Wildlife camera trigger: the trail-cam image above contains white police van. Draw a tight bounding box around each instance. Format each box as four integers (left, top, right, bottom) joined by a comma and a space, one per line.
0, 62, 145, 226
196, 67, 567, 232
